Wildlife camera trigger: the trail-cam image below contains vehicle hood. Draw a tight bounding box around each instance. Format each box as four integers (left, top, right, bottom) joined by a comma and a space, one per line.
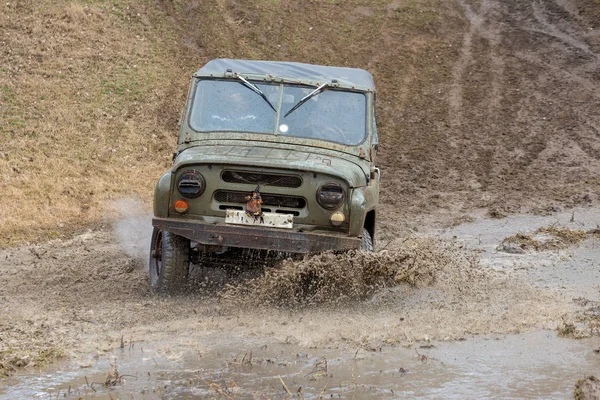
175, 143, 369, 187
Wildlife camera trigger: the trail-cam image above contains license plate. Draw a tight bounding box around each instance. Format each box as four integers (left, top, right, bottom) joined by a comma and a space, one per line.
225, 209, 293, 229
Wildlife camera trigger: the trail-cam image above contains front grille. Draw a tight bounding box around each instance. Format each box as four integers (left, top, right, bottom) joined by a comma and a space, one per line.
214, 190, 306, 209
221, 170, 302, 188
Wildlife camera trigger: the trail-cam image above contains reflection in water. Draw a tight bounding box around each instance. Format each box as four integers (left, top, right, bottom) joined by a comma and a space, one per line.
3, 331, 599, 399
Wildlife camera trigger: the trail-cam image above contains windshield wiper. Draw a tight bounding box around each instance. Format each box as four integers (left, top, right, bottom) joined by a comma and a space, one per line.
235, 74, 277, 112
283, 82, 329, 118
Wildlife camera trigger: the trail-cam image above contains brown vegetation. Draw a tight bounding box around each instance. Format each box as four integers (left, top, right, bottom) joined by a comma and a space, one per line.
0, 1, 182, 244
0, 0, 464, 245
574, 375, 600, 400
500, 226, 594, 252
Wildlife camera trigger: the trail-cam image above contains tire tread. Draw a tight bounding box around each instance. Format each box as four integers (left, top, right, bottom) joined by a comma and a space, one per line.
361, 228, 374, 252
150, 229, 189, 294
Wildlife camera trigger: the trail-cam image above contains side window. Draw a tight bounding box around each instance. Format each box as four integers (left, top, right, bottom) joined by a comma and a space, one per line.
372, 113, 379, 146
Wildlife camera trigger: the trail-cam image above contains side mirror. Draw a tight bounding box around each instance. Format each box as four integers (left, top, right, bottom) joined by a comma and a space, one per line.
373, 144, 379, 152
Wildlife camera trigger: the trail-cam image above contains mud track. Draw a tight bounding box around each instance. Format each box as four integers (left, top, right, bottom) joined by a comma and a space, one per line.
379, 0, 600, 231
0, 221, 571, 369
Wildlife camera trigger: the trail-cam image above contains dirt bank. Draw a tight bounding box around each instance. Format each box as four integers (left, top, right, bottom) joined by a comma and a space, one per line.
378, 0, 600, 232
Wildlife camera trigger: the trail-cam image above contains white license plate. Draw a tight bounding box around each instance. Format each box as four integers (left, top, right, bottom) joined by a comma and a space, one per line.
225, 209, 293, 229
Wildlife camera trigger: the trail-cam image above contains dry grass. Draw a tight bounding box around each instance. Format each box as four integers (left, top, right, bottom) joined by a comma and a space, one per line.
0, 1, 184, 245
0, 0, 464, 246
562, 298, 600, 340
574, 376, 600, 400
557, 321, 586, 339
0, 347, 65, 378
104, 364, 124, 387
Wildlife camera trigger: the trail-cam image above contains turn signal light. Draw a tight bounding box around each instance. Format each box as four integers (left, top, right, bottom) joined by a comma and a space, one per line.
174, 199, 189, 213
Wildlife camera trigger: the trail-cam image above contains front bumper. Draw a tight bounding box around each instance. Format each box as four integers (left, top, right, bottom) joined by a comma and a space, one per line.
152, 217, 361, 254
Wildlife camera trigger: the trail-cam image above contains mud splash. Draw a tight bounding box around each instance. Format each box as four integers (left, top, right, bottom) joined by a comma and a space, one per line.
220, 238, 464, 308
210, 236, 570, 348
2, 209, 595, 398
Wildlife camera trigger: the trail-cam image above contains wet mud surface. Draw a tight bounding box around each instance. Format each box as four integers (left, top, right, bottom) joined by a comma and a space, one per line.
441, 208, 600, 299
1, 207, 600, 398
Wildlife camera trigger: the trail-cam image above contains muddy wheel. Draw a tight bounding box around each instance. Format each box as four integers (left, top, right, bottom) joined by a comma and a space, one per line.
149, 228, 190, 294
360, 228, 373, 252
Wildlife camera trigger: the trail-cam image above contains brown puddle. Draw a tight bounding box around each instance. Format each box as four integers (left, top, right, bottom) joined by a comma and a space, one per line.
3, 330, 600, 399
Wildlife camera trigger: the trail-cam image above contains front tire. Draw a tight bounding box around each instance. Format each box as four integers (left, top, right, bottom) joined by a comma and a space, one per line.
149, 228, 190, 294
360, 228, 374, 252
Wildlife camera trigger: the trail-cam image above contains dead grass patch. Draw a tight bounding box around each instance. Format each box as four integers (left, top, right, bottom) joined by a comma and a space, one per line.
0, 0, 182, 245
499, 226, 593, 252
562, 298, 600, 340
0, 347, 65, 378
574, 375, 600, 400
557, 321, 589, 339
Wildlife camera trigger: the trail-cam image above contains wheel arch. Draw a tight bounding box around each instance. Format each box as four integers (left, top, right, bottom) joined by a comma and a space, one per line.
363, 209, 376, 247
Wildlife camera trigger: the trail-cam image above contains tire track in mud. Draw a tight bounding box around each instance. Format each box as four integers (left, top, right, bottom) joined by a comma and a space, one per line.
531, 1, 593, 56
446, 0, 600, 211
449, 0, 504, 131
449, 0, 505, 189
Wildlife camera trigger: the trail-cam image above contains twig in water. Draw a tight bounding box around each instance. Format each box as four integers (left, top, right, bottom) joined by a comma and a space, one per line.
317, 383, 328, 399
279, 375, 292, 396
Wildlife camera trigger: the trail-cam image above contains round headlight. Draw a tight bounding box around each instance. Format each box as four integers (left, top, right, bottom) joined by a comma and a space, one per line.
316, 183, 345, 210
177, 170, 205, 198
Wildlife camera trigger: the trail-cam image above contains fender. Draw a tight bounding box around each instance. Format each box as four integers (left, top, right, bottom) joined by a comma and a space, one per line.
153, 169, 173, 218
349, 182, 378, 236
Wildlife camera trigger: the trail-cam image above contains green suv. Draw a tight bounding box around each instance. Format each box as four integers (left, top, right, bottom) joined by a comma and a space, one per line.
150, 59, 380, 293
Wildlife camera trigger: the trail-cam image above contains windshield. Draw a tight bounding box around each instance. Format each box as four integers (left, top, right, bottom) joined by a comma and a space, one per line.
188, 79, 367, 146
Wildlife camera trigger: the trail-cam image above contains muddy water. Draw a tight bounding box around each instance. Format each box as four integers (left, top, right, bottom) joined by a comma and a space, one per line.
3, 331, 600, 399
3, 208, 600, 399
441, 208, 600, 299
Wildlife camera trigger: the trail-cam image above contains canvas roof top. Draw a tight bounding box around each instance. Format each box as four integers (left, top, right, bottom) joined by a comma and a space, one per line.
194, 59, 375, 91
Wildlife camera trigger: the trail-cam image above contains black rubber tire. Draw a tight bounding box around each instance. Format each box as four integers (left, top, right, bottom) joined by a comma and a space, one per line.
148, 228, 190, 294
360, 228, 374, 252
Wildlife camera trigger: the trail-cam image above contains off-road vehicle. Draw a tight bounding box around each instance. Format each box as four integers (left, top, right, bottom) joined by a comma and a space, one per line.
150, 59, 380, 293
